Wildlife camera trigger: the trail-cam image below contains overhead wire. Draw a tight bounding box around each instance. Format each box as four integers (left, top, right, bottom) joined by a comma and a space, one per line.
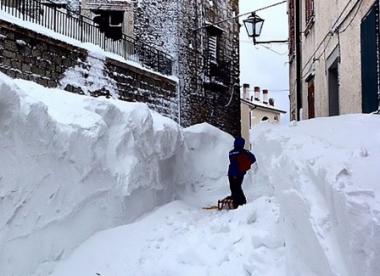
339, 0, 363, 33
224, 1, 288, 107
300, 0, 361, 75
301, 33, 333, 80
300, 0, 363, 80
194, 0, 286, 31
259, 44, 288, 55
243, 89, 289, 92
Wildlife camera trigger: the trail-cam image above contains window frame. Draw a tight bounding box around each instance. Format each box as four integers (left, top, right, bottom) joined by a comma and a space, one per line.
288, 0, 295, 58
305, 0, 315, 35
208, 34, 218, 63
306, 76, 315, 119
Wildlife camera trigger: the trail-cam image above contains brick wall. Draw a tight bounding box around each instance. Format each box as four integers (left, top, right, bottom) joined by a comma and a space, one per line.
0, 20, 178, 121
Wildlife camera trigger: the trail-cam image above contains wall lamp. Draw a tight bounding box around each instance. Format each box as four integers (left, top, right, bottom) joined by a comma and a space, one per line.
243, 12, 288, 45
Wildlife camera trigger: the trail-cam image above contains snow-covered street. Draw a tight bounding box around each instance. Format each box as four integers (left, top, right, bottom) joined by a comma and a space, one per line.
1, 73, 380, 276
51, 196, 285, 276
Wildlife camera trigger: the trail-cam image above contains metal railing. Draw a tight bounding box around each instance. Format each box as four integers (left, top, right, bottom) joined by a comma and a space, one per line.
0, 0, 173, 75
203, 53, 231, 87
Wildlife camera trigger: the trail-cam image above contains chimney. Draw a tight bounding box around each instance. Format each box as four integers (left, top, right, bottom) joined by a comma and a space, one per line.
263, 89, 269, 104
254, 86, 260, 101
269, 98, 275, 106
243, 83, 250, 100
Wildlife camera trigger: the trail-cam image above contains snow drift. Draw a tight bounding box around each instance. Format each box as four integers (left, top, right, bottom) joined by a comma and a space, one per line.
1, 70, 380, 276
0, 72, 187, 275
250, 116, 380, 276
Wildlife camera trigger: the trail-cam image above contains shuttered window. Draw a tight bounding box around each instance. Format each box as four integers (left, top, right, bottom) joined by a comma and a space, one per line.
305, 0, 314, 24
288, 0, 295, 56
209, 35, 218, 62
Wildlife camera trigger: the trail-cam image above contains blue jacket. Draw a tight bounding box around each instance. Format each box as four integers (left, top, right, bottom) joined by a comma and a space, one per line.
228, 137, 256, 177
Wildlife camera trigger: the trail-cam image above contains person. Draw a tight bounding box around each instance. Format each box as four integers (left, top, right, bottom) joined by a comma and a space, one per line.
226, 136, 256, 209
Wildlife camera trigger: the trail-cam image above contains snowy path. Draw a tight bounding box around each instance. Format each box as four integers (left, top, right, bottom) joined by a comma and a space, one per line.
50, 181, 285, 276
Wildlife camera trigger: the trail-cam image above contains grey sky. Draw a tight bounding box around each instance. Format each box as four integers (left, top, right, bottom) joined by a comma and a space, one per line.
239, 0, 290, 124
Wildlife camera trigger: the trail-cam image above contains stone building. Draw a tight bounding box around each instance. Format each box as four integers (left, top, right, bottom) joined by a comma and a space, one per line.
78, 0, 241, 136
1, 0, 241, 136
288, 0, 380, 121
132, 0, 241, 136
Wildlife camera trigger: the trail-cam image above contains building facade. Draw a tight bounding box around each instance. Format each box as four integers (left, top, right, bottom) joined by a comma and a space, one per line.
241, 84, 287, 150
1, 0, 241, 136
79, 0, 241, 136
132, 0, 241, 136
288, 0, 380, 121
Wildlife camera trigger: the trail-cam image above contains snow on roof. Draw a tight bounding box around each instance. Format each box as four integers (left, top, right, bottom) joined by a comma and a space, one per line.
241, 98, 287, 114
204, 20, 225, 32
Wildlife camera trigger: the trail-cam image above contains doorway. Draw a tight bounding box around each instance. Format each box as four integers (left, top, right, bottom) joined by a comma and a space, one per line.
328, 58, 340, 116
307, 76, 315, 118
361, 1, 379, 113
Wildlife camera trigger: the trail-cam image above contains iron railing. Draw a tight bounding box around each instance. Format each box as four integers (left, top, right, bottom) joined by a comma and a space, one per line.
203, 53, 231, 87
0, 0, 173, 75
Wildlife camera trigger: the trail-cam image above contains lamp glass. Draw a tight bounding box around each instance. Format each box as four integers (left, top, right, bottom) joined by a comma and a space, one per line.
243, 17, 255, 37
254, 20, 264, 36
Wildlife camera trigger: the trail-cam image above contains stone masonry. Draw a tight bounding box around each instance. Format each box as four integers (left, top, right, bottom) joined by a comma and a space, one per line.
133, 0, 241, 137
0, 0, 240, 136
0, 20, 178, 121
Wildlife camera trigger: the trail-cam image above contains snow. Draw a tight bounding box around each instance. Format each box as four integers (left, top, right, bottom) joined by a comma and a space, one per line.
0, 10, 178, 82
58, 50, 119, 98
250, 116, 380, 276
0, 69, 380, 276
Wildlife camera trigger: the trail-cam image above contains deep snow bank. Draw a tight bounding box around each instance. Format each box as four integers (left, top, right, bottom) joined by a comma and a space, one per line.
179, 123, 234, 205
250, 115, 380, 276
0, 73, 185, 276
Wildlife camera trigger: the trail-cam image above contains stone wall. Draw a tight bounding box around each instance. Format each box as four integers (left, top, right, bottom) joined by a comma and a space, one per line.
0, 19, 178, 121
0, 21, 87, 87
133, 0, 241, 137
0, 0, 241, 135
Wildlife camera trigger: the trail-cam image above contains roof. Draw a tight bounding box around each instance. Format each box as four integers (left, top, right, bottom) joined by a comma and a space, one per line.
241, 98, 287, 114
204, 21, 225, 32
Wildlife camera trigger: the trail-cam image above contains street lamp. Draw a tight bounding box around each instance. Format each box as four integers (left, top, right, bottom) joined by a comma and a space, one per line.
243, 12, 288, 45
243, 13, 264, 38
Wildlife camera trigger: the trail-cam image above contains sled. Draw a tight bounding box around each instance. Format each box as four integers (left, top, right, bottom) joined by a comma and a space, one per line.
202, 198, 235, 210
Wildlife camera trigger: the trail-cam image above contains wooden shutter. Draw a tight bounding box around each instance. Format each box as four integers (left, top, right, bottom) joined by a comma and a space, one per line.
288, 0, 295, 55
305, 0, 314, 23
307, 78, 315, 119
209, 35, 217, 62
361, 1, 379, 113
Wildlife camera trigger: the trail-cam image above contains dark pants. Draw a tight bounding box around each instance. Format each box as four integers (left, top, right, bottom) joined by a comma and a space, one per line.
228, 175, 246, 208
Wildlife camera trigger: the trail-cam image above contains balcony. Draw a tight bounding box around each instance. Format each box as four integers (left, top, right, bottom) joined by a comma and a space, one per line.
0, 0, 173, 75
203, 54, 231, 90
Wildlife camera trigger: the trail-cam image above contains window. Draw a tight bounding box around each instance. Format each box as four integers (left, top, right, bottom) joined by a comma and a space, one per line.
305, 0, 315, 25
288, 0, 295, 56
204, 25, 224, 86
92, 10, 124, 40
208, 35, 218, 63
307, 76, 315, 119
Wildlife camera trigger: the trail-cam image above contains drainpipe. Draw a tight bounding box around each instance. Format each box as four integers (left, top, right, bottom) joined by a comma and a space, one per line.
177, 0, 181, 125
249, 105, 258, 129
295, 0, 302, 120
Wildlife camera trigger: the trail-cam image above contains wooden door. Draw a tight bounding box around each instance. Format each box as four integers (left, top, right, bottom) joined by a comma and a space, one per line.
307, 79, 315, 119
